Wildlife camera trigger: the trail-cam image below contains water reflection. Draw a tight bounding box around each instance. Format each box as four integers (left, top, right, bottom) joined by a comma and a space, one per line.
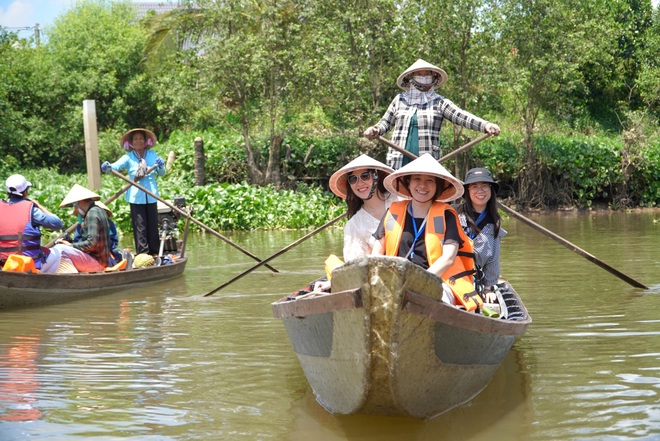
0, 335, 42, 422
0, 211, 658, 440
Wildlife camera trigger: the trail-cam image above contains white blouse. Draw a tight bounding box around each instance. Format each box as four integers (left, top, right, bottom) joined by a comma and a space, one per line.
342, 194, 395, 262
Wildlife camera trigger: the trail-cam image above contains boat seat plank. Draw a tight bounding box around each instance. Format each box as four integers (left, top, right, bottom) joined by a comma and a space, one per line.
272, 288, 362, 319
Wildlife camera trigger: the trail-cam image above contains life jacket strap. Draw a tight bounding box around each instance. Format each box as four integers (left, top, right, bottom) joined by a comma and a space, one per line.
0, 234, 40, 241
448, 269, 476, 282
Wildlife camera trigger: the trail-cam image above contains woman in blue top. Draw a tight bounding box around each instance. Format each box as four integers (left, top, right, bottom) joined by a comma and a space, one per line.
102, 128, 166, 255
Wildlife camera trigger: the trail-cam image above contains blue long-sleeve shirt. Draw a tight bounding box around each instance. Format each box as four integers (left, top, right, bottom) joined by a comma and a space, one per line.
108, 149, 165, 204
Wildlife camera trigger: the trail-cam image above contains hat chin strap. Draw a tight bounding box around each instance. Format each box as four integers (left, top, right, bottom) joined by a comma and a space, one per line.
365, 172, 378, 200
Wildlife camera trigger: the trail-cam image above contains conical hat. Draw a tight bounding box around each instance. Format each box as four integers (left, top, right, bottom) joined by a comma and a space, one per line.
396, 59, 448, 89
329, 154, 393, 199
383, 153, 464, 202
120, 128, 157, 151
94, 201, 113, 217
59, 184, 101, 208
73, 200, 113, 217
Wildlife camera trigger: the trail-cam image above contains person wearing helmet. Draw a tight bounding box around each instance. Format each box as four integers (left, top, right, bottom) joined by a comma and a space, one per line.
0, 174, 63, 273
363, 59, 500, 170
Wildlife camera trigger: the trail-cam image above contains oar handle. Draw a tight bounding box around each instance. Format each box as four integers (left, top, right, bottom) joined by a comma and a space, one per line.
108, 168, 279, 273
377, 136, 417, 160
378, 133, 492, 163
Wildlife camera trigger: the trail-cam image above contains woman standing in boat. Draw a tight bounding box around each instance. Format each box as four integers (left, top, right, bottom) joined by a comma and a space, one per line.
455, 167, 506, 299
329, 155, 394, 262
371, 154, 482, 310
101, 128, 166, 256
362, 59, 500, 170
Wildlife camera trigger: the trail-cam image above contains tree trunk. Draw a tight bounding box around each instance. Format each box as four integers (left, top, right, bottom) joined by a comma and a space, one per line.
193, 137, 205, 186
266, 134, 283, 187
241, 113, 265, 186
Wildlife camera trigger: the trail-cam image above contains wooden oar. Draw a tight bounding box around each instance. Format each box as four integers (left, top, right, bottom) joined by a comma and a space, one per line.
108, 168, 280, 273
497, 202, 648, 289
204, 212, 347, 296
378, 133, 492, 163
380, 140, 647, 289
45, 164, 160, 248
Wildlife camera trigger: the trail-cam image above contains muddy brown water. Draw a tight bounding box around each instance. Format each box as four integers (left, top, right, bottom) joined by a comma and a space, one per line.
1, 210, 659, 440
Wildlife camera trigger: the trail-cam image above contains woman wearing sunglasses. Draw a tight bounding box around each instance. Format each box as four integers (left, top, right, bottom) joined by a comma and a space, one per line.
329, 155, 395, 262
455, 167, 506, 300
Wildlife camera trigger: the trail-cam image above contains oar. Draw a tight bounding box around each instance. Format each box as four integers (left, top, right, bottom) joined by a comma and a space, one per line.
378, 133, 492, 163
381, 140, 648, 289
45, 164, 160, 248
108, 168, 279, 273
204, 213, 347, 296
497, 202, 648, 289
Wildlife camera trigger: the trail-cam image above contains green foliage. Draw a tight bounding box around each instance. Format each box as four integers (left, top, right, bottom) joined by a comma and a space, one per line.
160, 128, 362, 186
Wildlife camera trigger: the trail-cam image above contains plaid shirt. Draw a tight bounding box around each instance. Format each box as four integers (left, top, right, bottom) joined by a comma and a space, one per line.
375, 94, 489, 169
72, 204, 113, 267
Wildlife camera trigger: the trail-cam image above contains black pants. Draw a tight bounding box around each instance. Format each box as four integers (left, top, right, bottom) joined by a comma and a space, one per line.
130, 203, 160, 255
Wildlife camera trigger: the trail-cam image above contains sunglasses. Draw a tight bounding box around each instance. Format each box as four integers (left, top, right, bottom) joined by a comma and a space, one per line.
347, 171, 374, 185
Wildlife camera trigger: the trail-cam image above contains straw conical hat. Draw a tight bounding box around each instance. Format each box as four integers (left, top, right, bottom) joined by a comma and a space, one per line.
383, 153, 464, 202
396, 59, 448, 89
94, 201, 113, 217
59, 184, 101, 208
120, 128, 157, 151
73, 200, 113, 217
329, 154, 394, 199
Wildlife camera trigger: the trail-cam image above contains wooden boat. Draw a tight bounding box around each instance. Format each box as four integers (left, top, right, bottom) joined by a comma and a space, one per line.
0, 256, 187, 309
0, 216, 190, 310
272, 255, 532, 419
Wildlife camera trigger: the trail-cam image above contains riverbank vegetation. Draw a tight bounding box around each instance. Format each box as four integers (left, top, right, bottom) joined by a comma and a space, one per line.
2, 0, 660, 232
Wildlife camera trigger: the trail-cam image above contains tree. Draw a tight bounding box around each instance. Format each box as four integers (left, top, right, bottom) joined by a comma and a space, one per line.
496, 0, 618, 207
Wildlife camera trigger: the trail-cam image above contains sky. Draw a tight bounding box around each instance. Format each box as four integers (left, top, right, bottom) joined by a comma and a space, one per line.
0, 0, 77, 30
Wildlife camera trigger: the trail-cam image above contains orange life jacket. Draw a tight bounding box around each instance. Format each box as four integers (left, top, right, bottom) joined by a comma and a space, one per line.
383, 200, 483, 310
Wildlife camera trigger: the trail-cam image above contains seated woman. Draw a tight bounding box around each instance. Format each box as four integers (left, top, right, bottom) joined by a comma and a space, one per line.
329, 154, 394, 262
54, 184, 116, 273
455, 167, 506, 301
372, 154, 482, 311
73, 200, 123, 263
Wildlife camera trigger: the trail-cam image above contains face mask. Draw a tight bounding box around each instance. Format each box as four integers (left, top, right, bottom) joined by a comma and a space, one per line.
413, 75, 434, 85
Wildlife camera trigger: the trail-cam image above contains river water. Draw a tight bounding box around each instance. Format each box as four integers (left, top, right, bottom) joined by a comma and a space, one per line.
0, 210, 659, 440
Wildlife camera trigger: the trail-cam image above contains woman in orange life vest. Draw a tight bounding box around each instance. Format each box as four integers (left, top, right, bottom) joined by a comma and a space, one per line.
371, 153, 482, 310
329, 155, 394, 262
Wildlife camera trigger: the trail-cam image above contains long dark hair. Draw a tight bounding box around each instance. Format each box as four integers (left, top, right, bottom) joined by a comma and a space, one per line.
345, 169, 389, 219
456, 183, 501, 238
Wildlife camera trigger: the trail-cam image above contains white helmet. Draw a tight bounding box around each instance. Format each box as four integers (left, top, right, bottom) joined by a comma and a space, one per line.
6, 174, 32, 196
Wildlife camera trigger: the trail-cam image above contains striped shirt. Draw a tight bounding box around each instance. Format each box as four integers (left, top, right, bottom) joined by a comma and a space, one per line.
374, 94, 490, 169
458, 212, 507, 288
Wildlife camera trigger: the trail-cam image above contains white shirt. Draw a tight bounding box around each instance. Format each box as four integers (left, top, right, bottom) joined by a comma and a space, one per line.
342, 194, 395, 262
